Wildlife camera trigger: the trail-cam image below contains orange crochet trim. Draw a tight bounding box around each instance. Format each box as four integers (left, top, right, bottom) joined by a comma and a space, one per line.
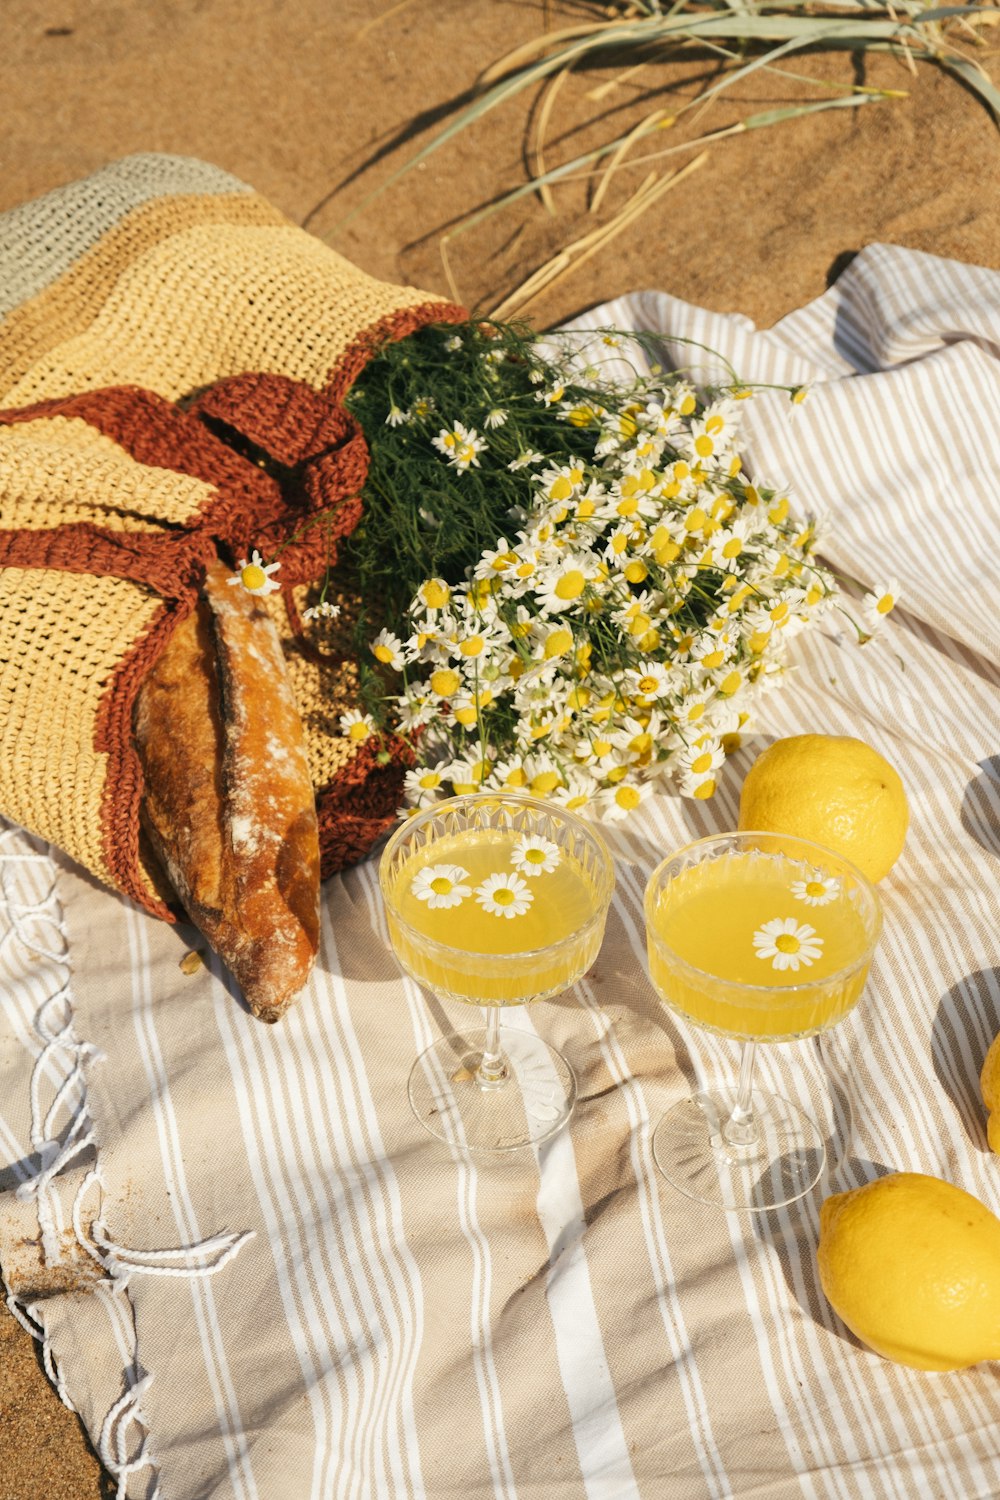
1, 297, 465, 914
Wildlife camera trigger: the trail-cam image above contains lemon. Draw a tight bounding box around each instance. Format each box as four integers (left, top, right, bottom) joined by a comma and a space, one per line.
817, 1173, 1000, 1371
981, 1033, 1000, 1155
738, 734, 908, 882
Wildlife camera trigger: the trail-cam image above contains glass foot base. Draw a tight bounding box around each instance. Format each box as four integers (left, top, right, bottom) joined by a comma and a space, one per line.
652, 1087, 826, 1212
408, 1027, 576, 1153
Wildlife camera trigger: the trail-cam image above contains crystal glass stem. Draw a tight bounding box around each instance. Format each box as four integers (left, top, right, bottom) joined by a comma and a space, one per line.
475, 1006, 509, 1091
723, 1040, 759, 1149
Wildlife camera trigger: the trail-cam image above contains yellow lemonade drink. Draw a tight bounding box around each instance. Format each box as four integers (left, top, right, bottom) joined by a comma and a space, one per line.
646, 848, 876, 1040
387, 827, 605, 1006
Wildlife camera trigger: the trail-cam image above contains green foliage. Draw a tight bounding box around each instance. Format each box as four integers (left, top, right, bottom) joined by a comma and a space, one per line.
341, 317, 660, 626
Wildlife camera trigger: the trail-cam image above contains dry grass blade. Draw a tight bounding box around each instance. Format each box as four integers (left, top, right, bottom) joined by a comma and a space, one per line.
533, 64, 575, 214
479, 19, 623, 86
590, 107, 673, 214
490, 152, 709, 320
333, 2, 998, 232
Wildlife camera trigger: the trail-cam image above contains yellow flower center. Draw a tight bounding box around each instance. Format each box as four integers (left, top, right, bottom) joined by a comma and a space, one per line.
691, 751, 714, 776
693, 778, 716, 800
544, 628, 573, 659
615, 785, 642, 810
430, 668, 461, 697
722, 536, 743, 559
694, 435, 714, 458
505, 767, 528, 787
555, 570, 587, 601
418, 771, 441, 789
624, 560, 648, 585
374, 644, 396, 664
493, 887, 515, 906
241, 563, 266, 591
459, 635, 485, 657
877, 593, 895, 615
530, 770, 560, 794
430, 877, 453, 896
348, 722, 371, 742
775, 933, 800, 954
806, 881, 826, 899
421, 579, 450, 609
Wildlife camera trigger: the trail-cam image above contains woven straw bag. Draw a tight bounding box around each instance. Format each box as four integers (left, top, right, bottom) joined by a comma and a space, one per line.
0, 153, 464, 917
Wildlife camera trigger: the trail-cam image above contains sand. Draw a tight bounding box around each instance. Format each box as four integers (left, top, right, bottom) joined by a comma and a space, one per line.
1, 1, 997, 1493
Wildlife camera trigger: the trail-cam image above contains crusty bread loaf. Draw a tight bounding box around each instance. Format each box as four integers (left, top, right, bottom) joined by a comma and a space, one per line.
134, 561, 320, 1021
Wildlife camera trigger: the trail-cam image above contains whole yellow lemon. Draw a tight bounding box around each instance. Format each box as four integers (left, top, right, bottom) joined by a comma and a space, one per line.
817, 1173, 1000, 1371
738, 734, 908, 882
981, 1032, 1000, 1155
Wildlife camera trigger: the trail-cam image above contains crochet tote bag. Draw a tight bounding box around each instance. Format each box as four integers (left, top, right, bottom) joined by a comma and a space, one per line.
0, 153, 464, 917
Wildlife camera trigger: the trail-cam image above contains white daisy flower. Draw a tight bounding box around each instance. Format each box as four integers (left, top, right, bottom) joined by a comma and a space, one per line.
474, 538, 520, 578
507, 449, 545, 472
676, 738, 725, 782
227, 549, 280, 597
338, 709, 376, 744
411, 864, 472, 909
444, 334, 463, 352
510, 834, 561, 876
790, 874, 840, 907
753, 917, 824, 972
302, 599, 342, 622
711, 519, 754, 573
862, 577, 902, 623
484, 407, 508, 429
415, 577, 452, 613
431, 421, 487, 472
600, 780, 652, 822
410, 394, 436, 421
535, 557, 593, 613
475, 871, 534, 919
626, 659, 673, 701
385, 403, 409, 427
551, 771, 598, 812
370, 628, 407, 671
403, 767, 444, 798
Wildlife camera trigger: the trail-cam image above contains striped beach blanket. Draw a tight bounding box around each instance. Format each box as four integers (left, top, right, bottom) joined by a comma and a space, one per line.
2, 162, 1000, 1499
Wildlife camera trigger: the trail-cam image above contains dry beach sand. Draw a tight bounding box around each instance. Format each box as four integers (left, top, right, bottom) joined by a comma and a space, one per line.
1, 1, 998, 1494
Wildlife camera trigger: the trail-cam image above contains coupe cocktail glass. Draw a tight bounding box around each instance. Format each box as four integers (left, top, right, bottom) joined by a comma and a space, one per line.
644, 830, 882, 1211
380, 792, 615, 1152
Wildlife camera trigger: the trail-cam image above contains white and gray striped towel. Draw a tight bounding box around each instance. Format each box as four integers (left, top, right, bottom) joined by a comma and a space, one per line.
2, 243, 1000, 1499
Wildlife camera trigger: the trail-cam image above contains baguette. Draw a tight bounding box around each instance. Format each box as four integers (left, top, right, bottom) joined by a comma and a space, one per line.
134, 561, 320, 1021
